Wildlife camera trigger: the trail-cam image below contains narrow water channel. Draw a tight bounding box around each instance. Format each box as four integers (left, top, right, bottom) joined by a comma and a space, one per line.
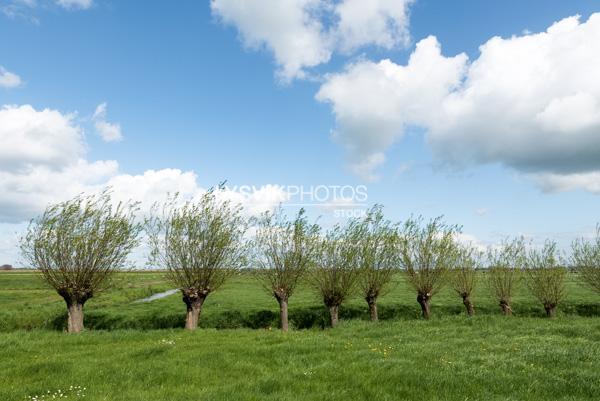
134, 289, 179, 303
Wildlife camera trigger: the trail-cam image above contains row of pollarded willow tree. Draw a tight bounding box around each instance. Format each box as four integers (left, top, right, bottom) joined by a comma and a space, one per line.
20, 188, 600, 333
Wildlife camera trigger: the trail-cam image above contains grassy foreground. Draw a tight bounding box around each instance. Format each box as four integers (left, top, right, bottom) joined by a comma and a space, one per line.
1, 271, 600, 400
1, 318, 599, 401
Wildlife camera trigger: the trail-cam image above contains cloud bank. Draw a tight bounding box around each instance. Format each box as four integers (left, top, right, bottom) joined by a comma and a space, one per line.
317, 13, 600, 192
0, 104, 288, 223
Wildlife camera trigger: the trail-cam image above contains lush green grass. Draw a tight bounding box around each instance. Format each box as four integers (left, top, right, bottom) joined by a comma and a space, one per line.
1, 318, 599, 401
1, 271, 600, 400
1, 270, 599, 331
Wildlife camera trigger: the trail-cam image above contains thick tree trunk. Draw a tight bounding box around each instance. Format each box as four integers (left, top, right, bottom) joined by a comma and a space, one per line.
417, 293, 431, 319
366, 296, 378, 321
183, 292, 207, 330
329, 305, 339, 327
67, 302, 84, 333
544, 304, 557, 318
500, 300, 512, 316
278, 298, 289, 332
462, 294, 474, 317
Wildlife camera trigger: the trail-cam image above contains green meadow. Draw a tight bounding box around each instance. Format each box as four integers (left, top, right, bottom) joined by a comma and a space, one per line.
1, 271, 599, 400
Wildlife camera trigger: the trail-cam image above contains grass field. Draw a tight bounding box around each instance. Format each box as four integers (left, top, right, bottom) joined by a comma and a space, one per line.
1, 271, 599, 400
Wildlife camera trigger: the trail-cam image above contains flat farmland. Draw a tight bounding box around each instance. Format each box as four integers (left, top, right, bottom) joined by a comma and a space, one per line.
0, 271, 599, 400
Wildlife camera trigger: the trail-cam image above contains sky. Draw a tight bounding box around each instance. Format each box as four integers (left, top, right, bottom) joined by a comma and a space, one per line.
0, 0, 599, 265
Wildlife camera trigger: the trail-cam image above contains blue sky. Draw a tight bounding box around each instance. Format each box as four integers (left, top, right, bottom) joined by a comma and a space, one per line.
0, 0, 599, 264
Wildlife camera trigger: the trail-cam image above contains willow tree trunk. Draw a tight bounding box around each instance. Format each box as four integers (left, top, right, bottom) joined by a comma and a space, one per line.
417, 293, 431, 319
500, 300, 512, 316
184, 294, 207, 330
67, 302, 84, 333
278, 298, 289, 332
366, 296, 378, 321
329, 305, 339, 327
544, 303, 557, 318
462, 294, 474, 317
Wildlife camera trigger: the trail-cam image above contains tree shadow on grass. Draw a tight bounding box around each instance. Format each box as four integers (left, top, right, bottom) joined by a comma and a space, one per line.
23, 301, 600, 332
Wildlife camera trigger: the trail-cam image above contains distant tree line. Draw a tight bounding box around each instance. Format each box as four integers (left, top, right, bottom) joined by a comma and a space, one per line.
19, 188, 600, 333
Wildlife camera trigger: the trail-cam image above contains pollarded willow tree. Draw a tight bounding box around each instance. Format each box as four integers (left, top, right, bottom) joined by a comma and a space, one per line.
351, 205, 399, 321
450, 244, 482, 317
253, 208, 320, 332
572, 224, 600, 293
524, 240, 566, 318
146, 187, 247, 330
310, 224, 361, 327
20, 192, 142, 333
487, 238, 525, 316
398, 216, 460, 319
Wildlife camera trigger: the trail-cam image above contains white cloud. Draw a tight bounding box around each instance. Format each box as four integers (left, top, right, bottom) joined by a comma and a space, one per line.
0, 104, 289, 224
104, 169, 203, 209
429, 14, 600, 175
529, 171, 600, 194
0, 66, 22, 88
316, 36, 467, 180
93, 102, 123, 142
0, 158, 118, 223
334, 0, 413, 52
216, 184, 291, 216
55, 0, 92, 10
92, 102, 106, 119
317, 13, 600, 193
0, 105, 84, 172
0, 104, 116, 221
475, 208, 488, 216
211, 0, 330, 82
210, 0, 413, 82
94, 121, 122, 142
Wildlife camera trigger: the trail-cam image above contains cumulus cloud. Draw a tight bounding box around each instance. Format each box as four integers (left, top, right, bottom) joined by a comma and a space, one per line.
0, 105, 84, 172
317, 13, 600, 192
0, 159, 118, 223
429, 14, 600, 176
0, 104, 289, 223
92, 102, 123, 142
0, 66, 22, 88
316, 36, 467, 181
334, 0, 413, 52
211, 0, 330, 82
210, 0, 413, 82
